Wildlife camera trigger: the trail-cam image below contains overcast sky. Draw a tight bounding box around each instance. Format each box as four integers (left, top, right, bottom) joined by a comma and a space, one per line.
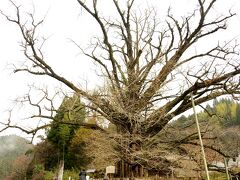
0, 0, 240, 139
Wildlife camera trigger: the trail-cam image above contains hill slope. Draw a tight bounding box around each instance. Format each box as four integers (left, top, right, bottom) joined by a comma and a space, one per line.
0, 135, 33, 179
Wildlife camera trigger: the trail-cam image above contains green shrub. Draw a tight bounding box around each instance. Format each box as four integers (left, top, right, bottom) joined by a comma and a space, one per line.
63, 170, 79, 180
43, 170, 79, 180
33, 164, 44, 174
44, 171, 55, 179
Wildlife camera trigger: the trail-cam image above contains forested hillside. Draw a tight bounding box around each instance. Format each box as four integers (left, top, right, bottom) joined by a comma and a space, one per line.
175, 98, 240, 128
0, 135, 33, 179
173, 98, 240, 159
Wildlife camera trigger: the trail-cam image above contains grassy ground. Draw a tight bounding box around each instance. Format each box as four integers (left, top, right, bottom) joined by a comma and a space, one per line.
209, 172, 228, 180
44, 170, 79, 180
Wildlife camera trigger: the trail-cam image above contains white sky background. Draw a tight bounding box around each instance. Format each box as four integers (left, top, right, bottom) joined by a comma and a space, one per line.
0, 0, 240, 140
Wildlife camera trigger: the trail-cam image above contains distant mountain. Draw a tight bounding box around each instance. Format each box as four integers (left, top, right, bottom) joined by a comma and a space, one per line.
0, 135, 33, 179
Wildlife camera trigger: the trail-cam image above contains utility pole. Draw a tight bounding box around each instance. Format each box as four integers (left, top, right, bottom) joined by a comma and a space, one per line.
224, 157, 230, 180
191, 93, 210, 180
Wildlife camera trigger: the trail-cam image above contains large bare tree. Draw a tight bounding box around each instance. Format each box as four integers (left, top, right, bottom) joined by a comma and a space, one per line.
1, 0, 240, 177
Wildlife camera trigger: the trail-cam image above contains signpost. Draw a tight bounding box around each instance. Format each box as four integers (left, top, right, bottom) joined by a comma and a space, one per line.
106, 166, 115, 179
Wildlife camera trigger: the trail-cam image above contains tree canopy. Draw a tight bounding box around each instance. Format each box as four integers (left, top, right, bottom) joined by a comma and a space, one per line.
1, 0, 240, 177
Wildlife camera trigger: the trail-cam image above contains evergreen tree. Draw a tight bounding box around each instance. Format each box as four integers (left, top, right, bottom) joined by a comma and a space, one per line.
46, 94, 86, 169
